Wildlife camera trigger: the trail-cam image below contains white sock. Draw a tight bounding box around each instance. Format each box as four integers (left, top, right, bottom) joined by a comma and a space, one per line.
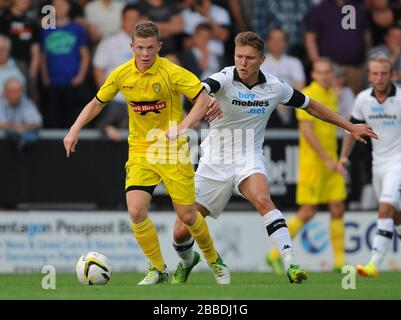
262, 209, 295, 270
173, 237, 195, 268
370, 218, 394, 268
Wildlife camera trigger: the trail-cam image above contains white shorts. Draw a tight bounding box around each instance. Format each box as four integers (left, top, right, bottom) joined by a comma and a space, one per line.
372, 164, 401, 211
195, 153, 268, 219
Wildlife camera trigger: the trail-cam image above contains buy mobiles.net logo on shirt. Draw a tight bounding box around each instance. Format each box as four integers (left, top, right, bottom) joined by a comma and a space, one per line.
231, 91, 269, 114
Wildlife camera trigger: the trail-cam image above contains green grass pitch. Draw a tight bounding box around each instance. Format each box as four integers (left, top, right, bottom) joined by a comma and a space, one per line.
0, 272, 400, 300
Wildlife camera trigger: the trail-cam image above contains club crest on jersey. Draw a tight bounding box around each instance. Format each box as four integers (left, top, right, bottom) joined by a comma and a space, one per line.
152, 82, 161, 94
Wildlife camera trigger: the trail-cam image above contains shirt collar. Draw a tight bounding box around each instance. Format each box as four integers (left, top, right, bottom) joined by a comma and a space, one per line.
132, 55, 160, 75
370, 81, 396, 99
233, 68, 267, 89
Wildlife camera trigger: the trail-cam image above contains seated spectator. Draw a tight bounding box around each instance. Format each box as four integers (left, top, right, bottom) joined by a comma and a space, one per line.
179, 23, 220, 80
84, 0, 125, 43
261, 27, 306, 128
93, 4, 141, 141
368, 25, 401, 83
0, 77, 42, 151
0, 35, 26, 96
41, 0, 90, 128
138, 0, 184, 55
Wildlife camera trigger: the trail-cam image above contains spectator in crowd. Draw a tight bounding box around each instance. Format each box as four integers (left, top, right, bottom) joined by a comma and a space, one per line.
251, 0, 314, 59
0, 35, 25, 96
366, 0, 401, 47
41, 0, 90, 128
0, 0, 40, 102
0, 77, 42, 151
138, 0, 184, 55
368, 25, 401, 83
305, 0, 371, 94
261, 27, 306, 127
179, 23, 220, 80
84, 0, 124, 43
181, 0, 231, 65
93, 4, 141, 141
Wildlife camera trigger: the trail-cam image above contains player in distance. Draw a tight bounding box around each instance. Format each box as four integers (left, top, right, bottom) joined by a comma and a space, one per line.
339, 54, 401, 277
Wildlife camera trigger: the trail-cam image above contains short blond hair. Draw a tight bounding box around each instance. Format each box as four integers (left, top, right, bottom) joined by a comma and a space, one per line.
234, 31, 264, 55
368, 54, 393, 72
132, 20, 160, 42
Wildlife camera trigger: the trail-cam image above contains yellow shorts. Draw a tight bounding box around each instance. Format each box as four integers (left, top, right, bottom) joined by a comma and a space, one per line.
125, 157, 195, 205
296, 165, 347, 205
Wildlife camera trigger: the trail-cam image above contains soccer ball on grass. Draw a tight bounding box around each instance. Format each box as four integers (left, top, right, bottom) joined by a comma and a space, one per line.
75, 251, 112, 285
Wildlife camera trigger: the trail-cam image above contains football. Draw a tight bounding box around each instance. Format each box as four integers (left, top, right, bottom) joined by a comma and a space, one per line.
75, 251, 112, 285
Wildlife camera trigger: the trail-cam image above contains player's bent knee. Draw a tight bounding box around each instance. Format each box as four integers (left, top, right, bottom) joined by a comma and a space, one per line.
127, 206, 148, 223
253, 194, 275, 213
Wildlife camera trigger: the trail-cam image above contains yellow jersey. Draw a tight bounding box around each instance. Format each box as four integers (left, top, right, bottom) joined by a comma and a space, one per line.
296, 81, 339, 166
96, 56, 204, 159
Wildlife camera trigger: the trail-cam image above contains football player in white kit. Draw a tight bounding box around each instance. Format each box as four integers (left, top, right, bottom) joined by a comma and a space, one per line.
171, 31, 378, 284
339, 54, 401, 277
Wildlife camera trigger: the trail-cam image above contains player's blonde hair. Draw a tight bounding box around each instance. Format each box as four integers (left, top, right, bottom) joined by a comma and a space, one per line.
234, 31, 264, 55
368, 54, 393, 72
132, 20, 160, 42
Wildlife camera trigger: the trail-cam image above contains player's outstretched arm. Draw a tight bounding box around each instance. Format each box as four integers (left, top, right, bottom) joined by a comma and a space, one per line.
63, 97, 106, 157
305, 99, 378, 144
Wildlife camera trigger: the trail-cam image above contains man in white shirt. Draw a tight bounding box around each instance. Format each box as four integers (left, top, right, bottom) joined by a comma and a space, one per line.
261, 28, 305, 127
339, 54, 401, 277
170, 31, 378, 285
85, 0, 125, 43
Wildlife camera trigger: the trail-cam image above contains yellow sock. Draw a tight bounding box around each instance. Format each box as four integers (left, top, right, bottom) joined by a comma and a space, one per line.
330, 218, 345, 268
269, 215, 304, 260
131, 217, 165, 271
184, 211, 218, 264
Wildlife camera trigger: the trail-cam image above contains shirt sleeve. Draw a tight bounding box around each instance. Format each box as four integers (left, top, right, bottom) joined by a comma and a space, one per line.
304, 7, 321, 33
76, 23, 88, 47
296, 87, 314, 121
172, 66, 204, 100
96, 67, 120, 103
280, 80, 309, 109
202, 69, 228, 94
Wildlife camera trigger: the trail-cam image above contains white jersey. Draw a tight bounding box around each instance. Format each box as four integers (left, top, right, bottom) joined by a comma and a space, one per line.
351, 83, 401, 168
199, 66, 309, 180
